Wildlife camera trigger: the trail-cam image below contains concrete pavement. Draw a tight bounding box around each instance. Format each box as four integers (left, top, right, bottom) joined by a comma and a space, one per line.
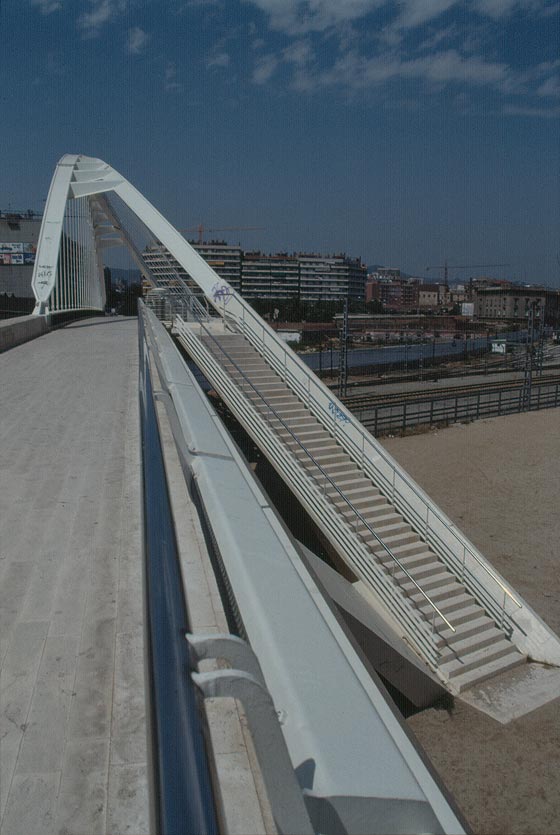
0, 317, 148, 835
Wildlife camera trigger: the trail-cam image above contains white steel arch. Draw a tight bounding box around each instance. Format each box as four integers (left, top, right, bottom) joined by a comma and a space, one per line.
32, 154, 230, 315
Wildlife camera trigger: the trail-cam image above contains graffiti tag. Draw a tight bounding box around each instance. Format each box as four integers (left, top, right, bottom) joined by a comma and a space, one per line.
211, 282, 233, 305
329, 401, 350, 424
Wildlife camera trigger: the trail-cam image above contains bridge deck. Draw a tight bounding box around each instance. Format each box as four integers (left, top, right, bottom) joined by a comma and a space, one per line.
0, 317, 148, 835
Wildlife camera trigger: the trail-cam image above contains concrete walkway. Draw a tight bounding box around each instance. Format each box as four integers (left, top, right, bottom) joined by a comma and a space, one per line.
0, 318, 148, 835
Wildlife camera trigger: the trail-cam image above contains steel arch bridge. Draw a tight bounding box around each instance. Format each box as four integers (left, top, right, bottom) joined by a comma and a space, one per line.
31, 153, 227, 316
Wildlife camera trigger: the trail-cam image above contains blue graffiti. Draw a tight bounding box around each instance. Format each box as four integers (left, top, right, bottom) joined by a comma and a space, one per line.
211, 282, 233, 305
329, 401, 351, 424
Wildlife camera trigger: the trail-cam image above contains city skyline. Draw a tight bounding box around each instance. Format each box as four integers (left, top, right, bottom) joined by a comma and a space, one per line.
3, 0, 560, 286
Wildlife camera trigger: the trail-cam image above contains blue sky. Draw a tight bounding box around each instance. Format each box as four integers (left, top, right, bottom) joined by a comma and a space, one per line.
3, 0, 560, 285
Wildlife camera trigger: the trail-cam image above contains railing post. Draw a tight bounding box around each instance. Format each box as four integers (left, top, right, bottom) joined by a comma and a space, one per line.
391, 468, 395, 503
425, 506, 429, 539
461, 545, 466, 583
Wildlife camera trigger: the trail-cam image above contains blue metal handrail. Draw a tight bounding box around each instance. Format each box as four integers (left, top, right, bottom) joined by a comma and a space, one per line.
139, 308, 218, 835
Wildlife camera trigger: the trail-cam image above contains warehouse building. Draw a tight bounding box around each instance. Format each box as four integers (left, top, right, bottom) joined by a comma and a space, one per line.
0, 210, 42, 317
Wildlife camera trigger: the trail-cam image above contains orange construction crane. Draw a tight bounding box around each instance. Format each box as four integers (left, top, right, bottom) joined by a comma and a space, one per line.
179, 224, 265, 245
426, 260, 509, 285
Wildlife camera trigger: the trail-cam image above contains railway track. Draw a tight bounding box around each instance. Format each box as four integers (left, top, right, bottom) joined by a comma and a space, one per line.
342, 373, 560, 410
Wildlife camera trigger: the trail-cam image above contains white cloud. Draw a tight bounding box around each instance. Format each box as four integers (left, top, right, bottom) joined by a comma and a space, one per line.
77, 0, 116, 37
417, 24, 459, 51
308, 48, 510, 92
31, 0, 62, 13
503, 103, 560, 116
244, 0, 385, 35
126, 26, 149, 54
244, 0, 552, 34
537, 75, 560, 96
165, 61, 184, 92
252, 53, 279, 83
471, 0, 545, 17
282, 40, 313, 66
208, 51, 231, 67
394, 0, 456, 29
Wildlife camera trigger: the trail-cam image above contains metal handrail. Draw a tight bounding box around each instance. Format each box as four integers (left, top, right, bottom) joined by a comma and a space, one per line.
230, 300, 522, 615
183, 316, 455, 637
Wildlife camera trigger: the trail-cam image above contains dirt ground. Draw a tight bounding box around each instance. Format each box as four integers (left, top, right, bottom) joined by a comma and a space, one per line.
382, 408, 560, 834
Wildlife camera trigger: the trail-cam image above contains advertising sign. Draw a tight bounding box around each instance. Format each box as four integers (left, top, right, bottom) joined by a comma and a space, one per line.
0, 242, 24, 254
0, 243, 36, 265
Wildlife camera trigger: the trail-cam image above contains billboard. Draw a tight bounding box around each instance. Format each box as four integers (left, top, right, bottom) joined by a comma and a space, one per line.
0, 243, 36, 265
0, 242, 23, 254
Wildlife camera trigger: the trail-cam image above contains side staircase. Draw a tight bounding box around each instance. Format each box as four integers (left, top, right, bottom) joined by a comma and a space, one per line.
182, 327, 526, 693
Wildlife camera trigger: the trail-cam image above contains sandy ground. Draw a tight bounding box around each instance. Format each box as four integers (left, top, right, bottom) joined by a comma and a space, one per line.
382, 408, 560, 834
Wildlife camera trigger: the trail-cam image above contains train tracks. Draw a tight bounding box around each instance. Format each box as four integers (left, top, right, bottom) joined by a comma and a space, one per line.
342, 373, 560, 410
340, 374, 560, 435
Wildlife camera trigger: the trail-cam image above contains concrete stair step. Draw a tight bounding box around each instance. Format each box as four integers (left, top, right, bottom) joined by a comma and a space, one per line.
236, 373, 278, 383
358, 523, 413, 545
257, 382, 291, 393
418, 590, 474, 617
318, 461, 359, 477
440, 639, 521, 680
333, 468, 366, 485
277, 419, 323, 432
433, 602, 487, 630
435, 615, 497, 648
371, 539, 427, 559
347, 513, 401, 535
409, 581, 465, 606
305, 454, 348, 467
447, 649, 526, 693
337, 491, 384, 509
274, 405, 310, 417
379, 549, 435, 571
288, 438, 343, 455
439, 629, 505, 663
399, 569, 453, 591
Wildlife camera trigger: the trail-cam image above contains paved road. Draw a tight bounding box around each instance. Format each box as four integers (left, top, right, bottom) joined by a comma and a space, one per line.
0, 317, 148, 835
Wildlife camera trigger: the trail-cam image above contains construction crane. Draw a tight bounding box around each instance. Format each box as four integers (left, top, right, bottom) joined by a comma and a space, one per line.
426, 260, 509, 285
179, 224, 265, 245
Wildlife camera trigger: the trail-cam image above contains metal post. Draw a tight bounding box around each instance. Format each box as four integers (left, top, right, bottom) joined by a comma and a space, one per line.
338, 297, 349, 398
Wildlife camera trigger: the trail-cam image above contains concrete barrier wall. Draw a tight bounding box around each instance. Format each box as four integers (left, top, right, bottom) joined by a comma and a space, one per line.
0, 315, 49, 353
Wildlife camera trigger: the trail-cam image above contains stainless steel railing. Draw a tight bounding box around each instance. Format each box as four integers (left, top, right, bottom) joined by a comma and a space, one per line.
180, 316, 455, 644
223, 300, 522, 634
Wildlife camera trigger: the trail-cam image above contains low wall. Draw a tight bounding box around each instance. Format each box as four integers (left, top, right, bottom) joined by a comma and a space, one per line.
0, 314, 49, 352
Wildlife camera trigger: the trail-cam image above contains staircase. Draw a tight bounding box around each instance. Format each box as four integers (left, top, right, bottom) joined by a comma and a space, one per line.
181, 326, 526, 693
